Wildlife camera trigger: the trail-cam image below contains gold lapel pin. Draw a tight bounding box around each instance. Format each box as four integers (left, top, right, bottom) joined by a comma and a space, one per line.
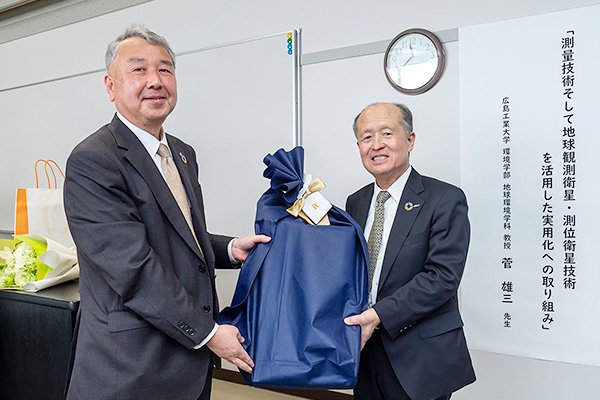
179, 152, 188, 164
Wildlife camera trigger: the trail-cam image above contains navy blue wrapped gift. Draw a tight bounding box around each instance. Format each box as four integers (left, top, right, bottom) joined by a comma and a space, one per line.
217, 147, 369, 389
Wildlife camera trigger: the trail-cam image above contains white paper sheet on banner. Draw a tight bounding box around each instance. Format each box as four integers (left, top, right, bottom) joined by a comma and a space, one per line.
459, 5, 600, 366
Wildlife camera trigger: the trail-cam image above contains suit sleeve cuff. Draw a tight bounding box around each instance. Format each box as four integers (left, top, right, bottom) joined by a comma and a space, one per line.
227, 239, 241, 264
194, 323, 219, 349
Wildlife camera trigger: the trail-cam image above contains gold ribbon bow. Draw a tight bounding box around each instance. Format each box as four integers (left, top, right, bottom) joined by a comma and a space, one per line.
286, 177, 330, 226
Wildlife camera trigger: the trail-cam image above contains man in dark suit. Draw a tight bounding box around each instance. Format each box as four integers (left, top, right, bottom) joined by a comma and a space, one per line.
63, 26, 269, 400
344, 103, 475, 400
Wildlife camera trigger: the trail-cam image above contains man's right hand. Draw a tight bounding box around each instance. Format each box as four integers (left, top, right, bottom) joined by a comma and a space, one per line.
206, 324, 254, 373
344, 308, 381, 350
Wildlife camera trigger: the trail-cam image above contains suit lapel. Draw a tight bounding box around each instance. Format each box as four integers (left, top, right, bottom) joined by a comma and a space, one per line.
109, 116, 204, 260
167, 136, 214, 267
354, 184, 374, 230
378, 169, 425, 292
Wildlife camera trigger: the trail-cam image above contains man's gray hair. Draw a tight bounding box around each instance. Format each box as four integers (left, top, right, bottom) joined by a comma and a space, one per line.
105, 25, 176, 70
352, 103, 413, 138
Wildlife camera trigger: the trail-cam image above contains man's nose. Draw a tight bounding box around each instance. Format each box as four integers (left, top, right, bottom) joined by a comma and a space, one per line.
145, 69, 163, 88
372, 133, 385, 149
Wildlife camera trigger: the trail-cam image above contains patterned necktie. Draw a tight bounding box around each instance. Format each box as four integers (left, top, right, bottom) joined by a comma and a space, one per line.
367, 190, 391, 293
157, 144, 202, 255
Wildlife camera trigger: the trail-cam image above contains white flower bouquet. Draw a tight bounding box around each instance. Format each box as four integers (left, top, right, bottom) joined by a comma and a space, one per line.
0, 234, 78, 292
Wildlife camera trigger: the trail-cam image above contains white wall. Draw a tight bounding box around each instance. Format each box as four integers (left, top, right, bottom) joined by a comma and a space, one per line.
1, 1, 599, 399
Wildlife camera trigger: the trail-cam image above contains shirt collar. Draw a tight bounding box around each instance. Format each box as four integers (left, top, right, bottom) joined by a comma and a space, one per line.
373, 166, 412, 203
116, 112, 169, 156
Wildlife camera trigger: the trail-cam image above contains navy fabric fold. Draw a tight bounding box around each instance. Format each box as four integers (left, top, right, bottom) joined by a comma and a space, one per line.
218, 147, 369, 389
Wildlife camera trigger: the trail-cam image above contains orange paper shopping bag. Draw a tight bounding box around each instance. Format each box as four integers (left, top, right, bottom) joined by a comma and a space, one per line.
15, 160, 73, 248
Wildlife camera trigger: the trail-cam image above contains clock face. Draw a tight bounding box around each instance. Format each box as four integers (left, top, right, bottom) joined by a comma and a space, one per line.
384, 29, 445, 94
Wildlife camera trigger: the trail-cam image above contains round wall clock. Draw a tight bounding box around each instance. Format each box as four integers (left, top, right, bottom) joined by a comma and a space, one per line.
384, 28, 445, 95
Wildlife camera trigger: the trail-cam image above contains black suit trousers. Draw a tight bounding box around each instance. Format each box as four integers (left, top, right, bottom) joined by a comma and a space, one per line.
355, 330, 451, 400
197, 366, 213, 400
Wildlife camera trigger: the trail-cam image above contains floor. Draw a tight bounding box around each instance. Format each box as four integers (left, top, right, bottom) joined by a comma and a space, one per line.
211, 379, 306, 399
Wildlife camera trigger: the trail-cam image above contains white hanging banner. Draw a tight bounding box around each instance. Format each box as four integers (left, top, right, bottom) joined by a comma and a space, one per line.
459, 5, 600, 366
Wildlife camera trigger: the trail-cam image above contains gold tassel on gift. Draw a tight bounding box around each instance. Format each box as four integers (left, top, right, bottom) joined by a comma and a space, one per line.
286, 178, 330, 226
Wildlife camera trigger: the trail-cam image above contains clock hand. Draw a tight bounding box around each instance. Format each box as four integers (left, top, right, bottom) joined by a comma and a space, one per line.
402, 55, 413, 66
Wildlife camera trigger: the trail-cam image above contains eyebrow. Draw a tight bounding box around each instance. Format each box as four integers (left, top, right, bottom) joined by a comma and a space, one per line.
127, 57, 174, 67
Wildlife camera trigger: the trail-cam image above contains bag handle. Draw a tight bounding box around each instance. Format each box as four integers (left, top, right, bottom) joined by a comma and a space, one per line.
35, 159, 65, 189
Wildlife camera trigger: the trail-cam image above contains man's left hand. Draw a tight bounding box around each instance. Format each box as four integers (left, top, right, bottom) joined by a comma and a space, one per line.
344, 308, 381, 350
231, 235, 271, 262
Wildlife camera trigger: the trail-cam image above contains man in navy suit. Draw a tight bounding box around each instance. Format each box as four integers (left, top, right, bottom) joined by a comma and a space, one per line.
344, 103, 475, 400
64, 26, 269, 400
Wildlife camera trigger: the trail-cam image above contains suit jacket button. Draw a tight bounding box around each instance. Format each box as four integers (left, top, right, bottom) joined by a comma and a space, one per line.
199, 265, 206, 273
203, 305, 211, 312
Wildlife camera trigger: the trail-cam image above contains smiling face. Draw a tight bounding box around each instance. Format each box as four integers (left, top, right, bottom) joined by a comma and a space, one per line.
104, 37, 177, 138
355, 103, 415, 189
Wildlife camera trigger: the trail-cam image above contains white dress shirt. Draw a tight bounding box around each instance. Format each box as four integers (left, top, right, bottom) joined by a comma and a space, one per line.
364, 166, 412, 307
116, 113, 220, 348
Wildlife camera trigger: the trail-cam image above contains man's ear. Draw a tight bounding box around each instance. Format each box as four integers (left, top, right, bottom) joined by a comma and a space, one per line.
408, 131, 416, 152
104, 74, 115, 102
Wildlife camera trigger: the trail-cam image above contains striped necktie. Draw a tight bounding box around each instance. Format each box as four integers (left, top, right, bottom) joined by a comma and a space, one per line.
157, 143, 203, 255
367, 190, 391, 293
